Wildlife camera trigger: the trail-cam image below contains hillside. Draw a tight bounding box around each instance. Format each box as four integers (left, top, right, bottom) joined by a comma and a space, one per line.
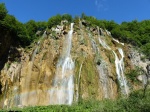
0, 3, 150, 111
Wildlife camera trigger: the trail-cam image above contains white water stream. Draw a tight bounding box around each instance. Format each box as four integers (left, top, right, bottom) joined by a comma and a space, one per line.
97, 27, 129, 96
49, 23, 74, 105
113, 49, 129, 95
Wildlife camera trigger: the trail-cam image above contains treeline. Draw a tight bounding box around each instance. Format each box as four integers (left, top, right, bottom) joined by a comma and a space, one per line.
0, 3, 149, 57
0, 3, 47, 46
0, 3, 73, 47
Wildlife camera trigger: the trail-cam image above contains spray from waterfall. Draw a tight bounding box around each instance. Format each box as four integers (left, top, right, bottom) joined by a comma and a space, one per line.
20, 31, 46, 106
49, 23, 74, 105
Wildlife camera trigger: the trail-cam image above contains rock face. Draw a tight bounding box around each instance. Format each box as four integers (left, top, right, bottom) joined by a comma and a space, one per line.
127, 46, 150, 86
0, 21, 149, 108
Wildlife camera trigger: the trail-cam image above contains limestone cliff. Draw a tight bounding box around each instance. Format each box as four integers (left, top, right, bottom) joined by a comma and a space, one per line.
0, 20, 149, 108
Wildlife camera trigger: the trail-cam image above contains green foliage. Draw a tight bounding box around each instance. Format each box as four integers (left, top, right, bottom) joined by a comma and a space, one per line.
126, 67, 143, 83
47, 14, 62, 28
2, 89, 150, 112
24, 20, 38, 40
62, 14, 72, 22
0, 5, 149, 57
36, 21, 47, 31
0, 3, 7, 20
140, 43, 150, 58
111, 20, 150, 58
73, 15, 80, 25
80, 13, 150, 58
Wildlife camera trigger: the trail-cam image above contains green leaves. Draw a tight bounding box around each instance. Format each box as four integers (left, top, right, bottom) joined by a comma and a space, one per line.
62, 14, 72, 22
3, 89, 150, 112
141, 43, 150, 57
0, 3, 7, 20
47, 14, 62, 28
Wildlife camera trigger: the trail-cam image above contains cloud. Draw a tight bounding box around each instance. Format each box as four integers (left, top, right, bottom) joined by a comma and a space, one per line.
95, 0, 109, 11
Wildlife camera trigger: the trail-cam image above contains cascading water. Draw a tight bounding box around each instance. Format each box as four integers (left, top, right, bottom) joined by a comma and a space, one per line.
97, 27, 129, 96
76, 61, 83, 102
97, 27, 111, 50
112, 38, 124, 46
88, 33, 99, 53
49, 23, 74, 105
96, 27, 113, 98
113, 48, 129, 95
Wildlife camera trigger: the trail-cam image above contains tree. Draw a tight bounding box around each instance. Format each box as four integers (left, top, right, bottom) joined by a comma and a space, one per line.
24, 20, 38, 41
47, 14, 62, 28
62, 14, 72, 22
36, 21, 47, 31
0, 3, 7, 20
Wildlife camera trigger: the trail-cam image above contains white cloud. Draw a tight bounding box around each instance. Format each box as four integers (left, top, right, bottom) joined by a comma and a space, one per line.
95, 0, 109, 11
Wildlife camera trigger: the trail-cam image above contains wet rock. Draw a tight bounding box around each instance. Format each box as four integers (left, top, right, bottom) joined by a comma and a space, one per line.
81, 20, 88, 26
146, 64, 150, 75
96, 61, 101, 65
62, 30, 68, 35
128, 53, 132, 59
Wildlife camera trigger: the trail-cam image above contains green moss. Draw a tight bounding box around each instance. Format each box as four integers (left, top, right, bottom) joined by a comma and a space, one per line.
81, 57, 99, 98
126, 67, 143, 84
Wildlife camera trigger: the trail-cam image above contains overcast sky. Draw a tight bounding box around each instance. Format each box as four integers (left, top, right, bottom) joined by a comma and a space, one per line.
0, 0, 150, 23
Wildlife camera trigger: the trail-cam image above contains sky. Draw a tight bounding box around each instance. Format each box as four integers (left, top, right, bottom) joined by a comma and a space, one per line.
0, 0, 150, 23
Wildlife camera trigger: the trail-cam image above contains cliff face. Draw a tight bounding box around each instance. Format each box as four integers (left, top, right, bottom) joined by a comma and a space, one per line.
0, 21, 149, 108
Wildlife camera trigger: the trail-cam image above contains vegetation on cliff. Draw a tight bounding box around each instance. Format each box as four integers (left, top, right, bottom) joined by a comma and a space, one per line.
2, 89, 150, 112
81, 13, 150, 58
0, 4, 149, 58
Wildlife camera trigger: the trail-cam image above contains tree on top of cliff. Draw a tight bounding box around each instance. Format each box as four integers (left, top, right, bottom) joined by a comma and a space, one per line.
0, 3, 7, 20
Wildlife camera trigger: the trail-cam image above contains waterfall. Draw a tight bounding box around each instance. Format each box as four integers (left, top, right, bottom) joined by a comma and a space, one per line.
3, 80, 8, 109
76, 61, 83, 102
97, 27, 129, 96
49, 23, 74, 105
113, 48, 129, 95
97, 27, 111, 50
88, 30, 112, 98
112, 38, 124, 46
98, 37, 111, 50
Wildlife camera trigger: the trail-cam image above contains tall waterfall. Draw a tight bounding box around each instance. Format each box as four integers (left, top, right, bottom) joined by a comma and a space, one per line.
113, 48, 129, 95
97, 27, 129, 96
49, 23, 74, 105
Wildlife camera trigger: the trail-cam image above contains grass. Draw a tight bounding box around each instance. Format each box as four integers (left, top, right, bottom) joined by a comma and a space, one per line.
1, 89, 150, 112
